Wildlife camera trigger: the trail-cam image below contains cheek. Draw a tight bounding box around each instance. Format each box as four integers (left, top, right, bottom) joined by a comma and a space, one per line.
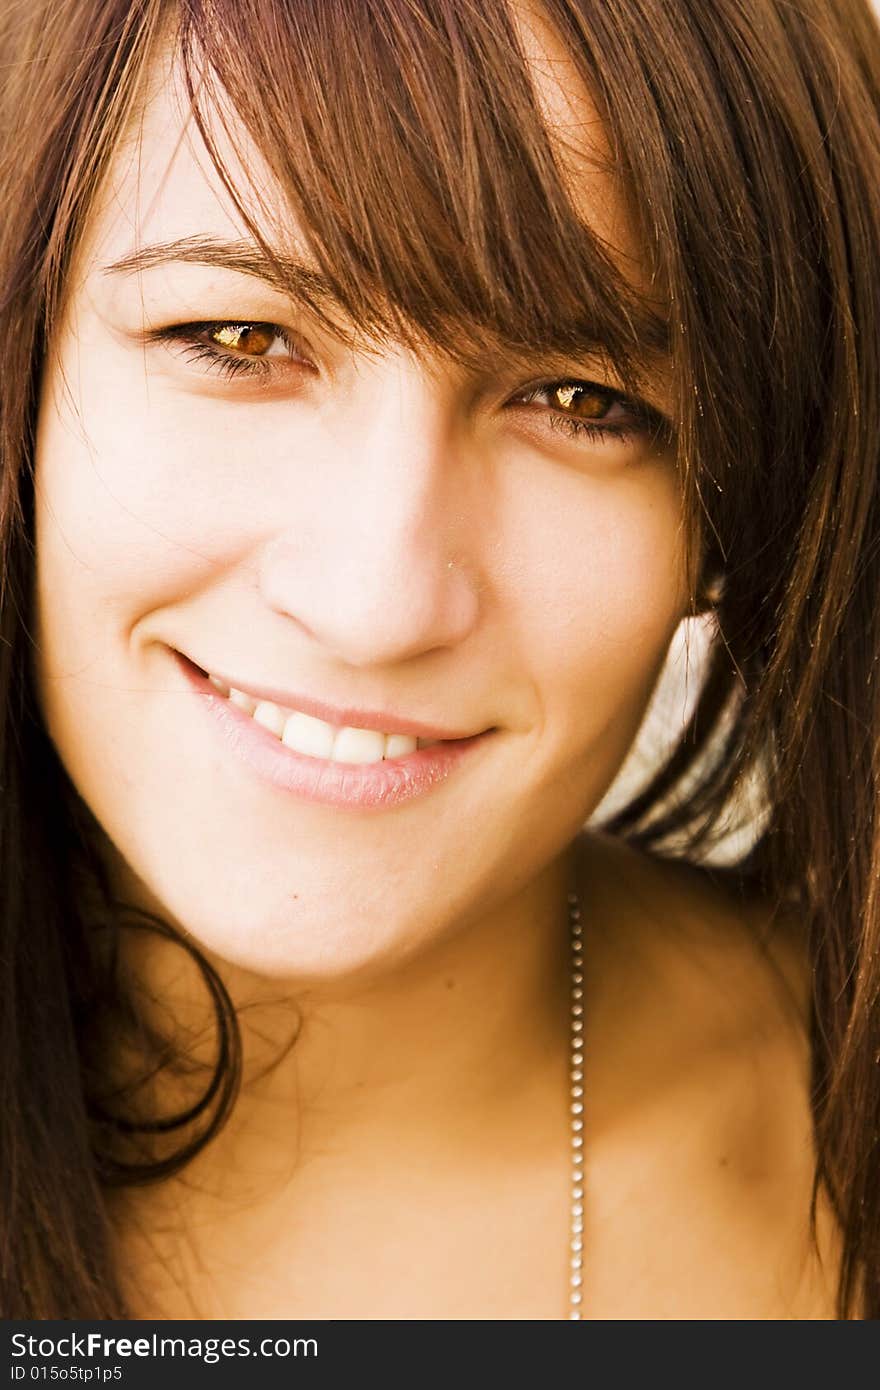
30, 336, 241, 780
506, 466, 688, 825
499, 459, 687, 740
35, 339, 249, 600
34, 364, 191, 626
32, 328, 305, 676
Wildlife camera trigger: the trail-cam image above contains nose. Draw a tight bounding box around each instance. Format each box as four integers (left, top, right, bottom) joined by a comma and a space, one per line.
258, 354, 482, 668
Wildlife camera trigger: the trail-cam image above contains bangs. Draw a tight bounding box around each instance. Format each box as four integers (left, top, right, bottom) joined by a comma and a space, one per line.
174, 0, 669, 388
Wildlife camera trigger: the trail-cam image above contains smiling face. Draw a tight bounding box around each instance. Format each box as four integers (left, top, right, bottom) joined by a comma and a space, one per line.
31, 20, 691, 984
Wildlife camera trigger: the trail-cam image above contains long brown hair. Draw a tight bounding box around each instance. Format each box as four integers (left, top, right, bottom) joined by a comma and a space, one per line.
1, 0, 878, 1317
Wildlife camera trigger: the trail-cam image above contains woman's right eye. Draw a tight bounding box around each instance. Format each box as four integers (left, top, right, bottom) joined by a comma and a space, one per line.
149, 321, 314, 383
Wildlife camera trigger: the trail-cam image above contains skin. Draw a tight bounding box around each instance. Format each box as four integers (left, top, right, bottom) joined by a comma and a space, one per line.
30, 11, 838, 1318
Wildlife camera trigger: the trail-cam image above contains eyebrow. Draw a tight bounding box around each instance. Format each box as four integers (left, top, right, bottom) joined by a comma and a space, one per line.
102, 233, 671, 366
102, 234, 339, 306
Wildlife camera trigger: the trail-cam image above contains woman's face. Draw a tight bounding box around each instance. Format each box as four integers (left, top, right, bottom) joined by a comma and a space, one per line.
32, 27, 689, 983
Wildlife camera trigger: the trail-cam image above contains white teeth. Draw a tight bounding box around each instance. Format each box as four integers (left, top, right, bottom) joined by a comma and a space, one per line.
281, 710, 336, 760
386, 733, 418, 758
228, 687, 257, 716
251, 700, 287, 737
332, 726, 386, 764
211, 674, 438, 763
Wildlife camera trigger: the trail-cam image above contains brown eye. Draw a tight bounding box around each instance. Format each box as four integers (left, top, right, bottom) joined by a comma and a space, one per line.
551, 383, 614, 420
512, 377, 665, 448
208, 323, 277, 355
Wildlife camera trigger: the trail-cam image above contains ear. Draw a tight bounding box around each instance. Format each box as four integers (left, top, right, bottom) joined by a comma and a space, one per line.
689, 567, 725, 616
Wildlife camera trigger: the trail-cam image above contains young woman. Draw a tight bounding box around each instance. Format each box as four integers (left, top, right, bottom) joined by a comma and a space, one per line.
1, 0, 878, 1319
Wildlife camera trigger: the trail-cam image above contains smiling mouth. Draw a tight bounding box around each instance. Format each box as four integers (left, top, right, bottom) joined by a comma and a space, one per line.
180, 654, 489, 766
175, 651, 495, 808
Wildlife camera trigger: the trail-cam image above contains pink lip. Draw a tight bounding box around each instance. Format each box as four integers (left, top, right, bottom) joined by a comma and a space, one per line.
174, 651, 494, 811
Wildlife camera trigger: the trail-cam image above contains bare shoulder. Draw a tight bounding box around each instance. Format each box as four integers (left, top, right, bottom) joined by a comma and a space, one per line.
573, 829, 840, 1317
575, 827, 811, 1044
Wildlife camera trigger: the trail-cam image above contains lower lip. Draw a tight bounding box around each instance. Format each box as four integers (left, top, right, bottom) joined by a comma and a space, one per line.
175, 652, 493, 810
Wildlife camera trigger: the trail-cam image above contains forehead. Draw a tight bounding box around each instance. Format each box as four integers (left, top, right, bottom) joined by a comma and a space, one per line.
74, 8, 641, 295
513, 4, 636, 263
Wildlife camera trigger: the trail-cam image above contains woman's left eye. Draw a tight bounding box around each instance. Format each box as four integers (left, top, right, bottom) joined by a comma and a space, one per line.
511, 379, 665, 446
151, 321, 309, 381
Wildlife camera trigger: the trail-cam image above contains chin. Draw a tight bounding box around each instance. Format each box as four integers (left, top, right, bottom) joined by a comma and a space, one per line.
102, 834, 437, 991
157, 895, 426, 991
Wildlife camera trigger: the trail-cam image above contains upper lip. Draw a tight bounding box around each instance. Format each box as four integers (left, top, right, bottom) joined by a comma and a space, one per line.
179, 652, 486, 742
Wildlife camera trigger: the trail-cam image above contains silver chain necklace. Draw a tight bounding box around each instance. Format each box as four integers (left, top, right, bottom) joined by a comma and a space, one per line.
567, 887, 585, 1319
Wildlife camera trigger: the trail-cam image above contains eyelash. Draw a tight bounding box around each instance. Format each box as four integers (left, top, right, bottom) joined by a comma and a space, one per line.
152, 321, 305, 381
152, 321, 664, 446
512, 382, 659, 446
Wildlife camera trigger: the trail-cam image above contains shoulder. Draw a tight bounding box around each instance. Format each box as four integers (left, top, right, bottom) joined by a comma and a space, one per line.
574, 827, 811, 1045
573, 829, 840, 1316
